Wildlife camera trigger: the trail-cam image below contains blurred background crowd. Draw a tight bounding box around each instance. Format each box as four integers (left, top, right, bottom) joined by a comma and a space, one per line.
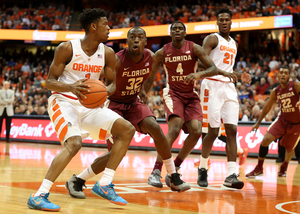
0, 0, 300, 121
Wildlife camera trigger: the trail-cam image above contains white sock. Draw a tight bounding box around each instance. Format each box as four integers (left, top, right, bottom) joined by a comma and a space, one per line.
227, 161, 236, 176
77, 165, 96, 181
163, 157, 176, 174
34, 179, 53, 197
199, 155, 209, 170
237, 147, 244, 155
99, 168, 115, 186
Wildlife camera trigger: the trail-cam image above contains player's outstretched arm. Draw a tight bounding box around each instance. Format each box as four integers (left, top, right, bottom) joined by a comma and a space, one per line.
251, 89, 277, 132
46, 41, 90, 101
103, 46, 117, 97
142, 48, 164, 94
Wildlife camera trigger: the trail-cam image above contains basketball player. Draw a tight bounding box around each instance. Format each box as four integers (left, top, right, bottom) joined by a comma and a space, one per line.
246, 66, 300, 178
195, 8, 251, 189
143, 21, 236, 188
27, 9, 135, 211
194, 127, 249, 168
65, 27, 190, 197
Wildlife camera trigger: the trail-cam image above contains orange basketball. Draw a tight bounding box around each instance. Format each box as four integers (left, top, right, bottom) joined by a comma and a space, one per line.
79, 79, 107, 109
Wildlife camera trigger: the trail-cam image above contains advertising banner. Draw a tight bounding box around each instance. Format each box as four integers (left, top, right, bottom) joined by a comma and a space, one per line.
1, 118, 277, 155
0, 15, 293, 41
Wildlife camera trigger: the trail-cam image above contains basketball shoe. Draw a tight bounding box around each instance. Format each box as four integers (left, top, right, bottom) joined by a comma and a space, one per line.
165, 173, 190, 192
222, 173, 244, 189
278, 163, 287, 177
66, 174, 86, 199
238, 148, 248, 165
91, 181, 127, 205
246, 165, 263, 178
164, 166, 180, 187
27, 193, 60, 211
147, 169, 163, 188
197, 168, 208, 187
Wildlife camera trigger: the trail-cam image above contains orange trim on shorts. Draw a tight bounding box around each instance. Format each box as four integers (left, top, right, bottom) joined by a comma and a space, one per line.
99, 129, 107, 140
203, 114, 208, 119
203, 106, 208, 111
55, 117, 65, 133
52, 92, 78, 100
52, 109, 62, 122
52, 98, 56, 105
52, 104, 59, 112
59, 124, 68, 142
204, 97, 209, 102
203, 122, 208, 128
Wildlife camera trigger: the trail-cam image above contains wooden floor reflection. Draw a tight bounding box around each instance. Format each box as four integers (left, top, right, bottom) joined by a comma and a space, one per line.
0, 142, 299, 214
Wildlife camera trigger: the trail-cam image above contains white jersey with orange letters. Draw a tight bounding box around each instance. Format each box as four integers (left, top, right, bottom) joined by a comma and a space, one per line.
48, 39, 121, 144
201, 33, 239, 128
58, 39, 105, 98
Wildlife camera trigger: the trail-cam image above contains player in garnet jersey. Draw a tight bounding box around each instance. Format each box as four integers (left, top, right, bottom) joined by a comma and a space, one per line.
66, 27, 190, 197
246, 66, 300, 178
143, 21, 236, 188
27, 9, 135, 211
195, 8, 251, 190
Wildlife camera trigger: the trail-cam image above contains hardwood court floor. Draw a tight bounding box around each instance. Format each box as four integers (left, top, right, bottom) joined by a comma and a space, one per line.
0, 142, 299, 214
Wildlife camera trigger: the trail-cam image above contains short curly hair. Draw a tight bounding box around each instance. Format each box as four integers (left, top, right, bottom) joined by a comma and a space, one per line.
78, 8, 107, 33
216, 8, 232, 19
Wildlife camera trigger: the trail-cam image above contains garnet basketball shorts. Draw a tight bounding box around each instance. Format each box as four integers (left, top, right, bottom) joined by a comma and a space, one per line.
106, 97, 154, 133
163, 87, 203, 123
267, 115, 300, 151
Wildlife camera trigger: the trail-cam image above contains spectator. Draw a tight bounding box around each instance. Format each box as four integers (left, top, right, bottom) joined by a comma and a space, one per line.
26, 105, 38, 115
255, 77, 269, 95
273, 5, 282, 16
250, 105, 261, 121
38, 106, 48, 115
251, 70, 261, 85
153, 108, 162, 119
21, 61, 31, 72
269, 56, 279, 69
241, 109, 251, 122
236, 57, 246, 69
282, 3, 291, 15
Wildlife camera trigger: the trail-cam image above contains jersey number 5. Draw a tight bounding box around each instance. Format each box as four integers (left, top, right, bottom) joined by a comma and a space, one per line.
223, 53, 234, 65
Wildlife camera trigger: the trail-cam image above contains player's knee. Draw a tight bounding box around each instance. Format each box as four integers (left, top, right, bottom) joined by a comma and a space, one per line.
261, 134, 274, 147
224, 126, 237, 137
189, 127, 202, 138
168, 126, 181, 140
145, 121, 161, 136
120, 121, 135, 141
64, 137, 82, 156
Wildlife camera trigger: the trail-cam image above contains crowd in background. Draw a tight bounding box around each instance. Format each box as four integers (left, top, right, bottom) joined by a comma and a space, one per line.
1, 0, 300, 30
1, 0, 300, 121
0, 3, 72, 30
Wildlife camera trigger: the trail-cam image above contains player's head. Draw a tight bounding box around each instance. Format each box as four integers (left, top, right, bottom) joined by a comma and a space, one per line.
79, 8, 110, 41
170, 21, 186, 42
126, 27, 147, 56
216, 8, 232, 34
277, 65, 290, 84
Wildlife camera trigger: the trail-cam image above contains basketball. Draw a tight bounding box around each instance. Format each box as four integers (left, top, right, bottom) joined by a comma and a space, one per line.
79, 79, 107, 109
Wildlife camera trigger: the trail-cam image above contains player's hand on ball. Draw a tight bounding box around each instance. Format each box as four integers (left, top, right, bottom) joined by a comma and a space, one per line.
70, 78, 90, 101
